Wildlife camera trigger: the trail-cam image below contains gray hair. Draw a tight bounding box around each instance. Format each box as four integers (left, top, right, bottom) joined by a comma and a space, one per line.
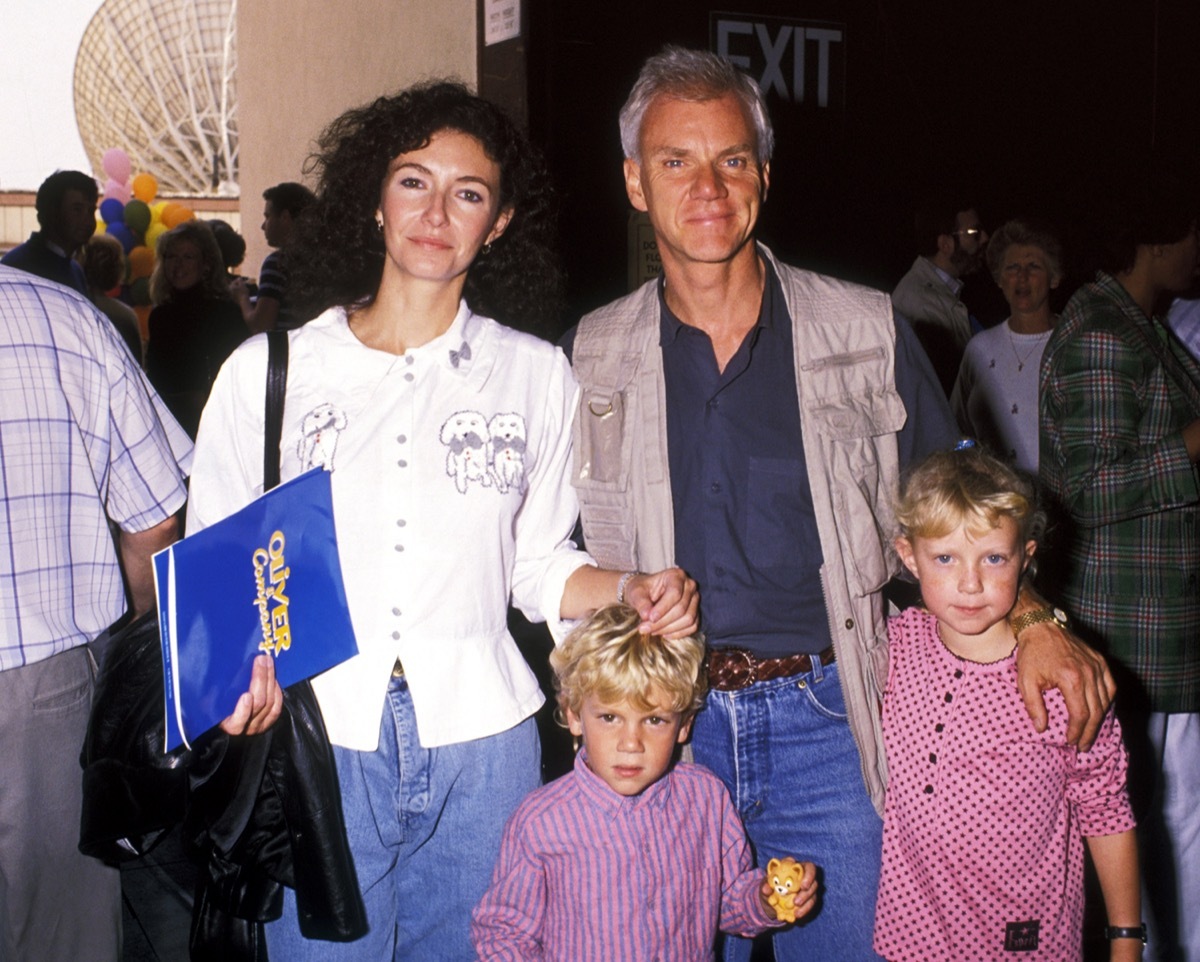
986, 218, 1064, 284
618, 46, 774, 164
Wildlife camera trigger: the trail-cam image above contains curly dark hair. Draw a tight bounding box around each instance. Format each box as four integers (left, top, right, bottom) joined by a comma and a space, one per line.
290, 81, 562, 337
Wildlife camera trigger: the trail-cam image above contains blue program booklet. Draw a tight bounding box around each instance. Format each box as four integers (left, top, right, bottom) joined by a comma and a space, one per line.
153, 468, 358, 751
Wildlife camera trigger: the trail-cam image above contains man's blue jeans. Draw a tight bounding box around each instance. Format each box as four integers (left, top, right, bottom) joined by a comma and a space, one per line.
691, 657, 885, 962
267, 673, 541, 961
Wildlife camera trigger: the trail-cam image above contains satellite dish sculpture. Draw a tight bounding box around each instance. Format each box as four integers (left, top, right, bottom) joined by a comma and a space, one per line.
73, 0, 239, 196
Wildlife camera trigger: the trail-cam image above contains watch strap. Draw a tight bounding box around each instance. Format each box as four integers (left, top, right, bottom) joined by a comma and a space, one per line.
1103, 924, 1147, 943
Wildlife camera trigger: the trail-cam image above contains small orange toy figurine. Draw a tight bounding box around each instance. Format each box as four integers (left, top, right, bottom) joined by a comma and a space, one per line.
766, 857, 806, 923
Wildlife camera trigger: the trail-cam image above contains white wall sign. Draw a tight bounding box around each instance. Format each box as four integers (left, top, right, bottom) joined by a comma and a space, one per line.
485, 0, 520, 46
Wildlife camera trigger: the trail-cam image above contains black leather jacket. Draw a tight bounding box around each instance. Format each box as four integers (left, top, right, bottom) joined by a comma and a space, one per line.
79, 611, 367, 961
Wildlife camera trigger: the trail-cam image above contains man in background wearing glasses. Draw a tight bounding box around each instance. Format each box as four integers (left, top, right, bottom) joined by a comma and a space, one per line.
892, 194, 989, 394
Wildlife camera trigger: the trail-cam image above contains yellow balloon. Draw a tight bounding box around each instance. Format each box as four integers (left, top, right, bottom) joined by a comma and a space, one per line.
131, 172, 158, 203
150, 201, 167, 224
145, 222, 168, 251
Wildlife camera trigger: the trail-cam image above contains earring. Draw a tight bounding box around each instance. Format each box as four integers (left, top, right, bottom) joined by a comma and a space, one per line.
480, 242, 493, 256
375, 216, 384, 232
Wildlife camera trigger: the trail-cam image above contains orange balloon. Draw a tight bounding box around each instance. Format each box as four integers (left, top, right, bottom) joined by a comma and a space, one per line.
128, 245, 155, 279
131, 172, 158, 203
161, 204, 194, 229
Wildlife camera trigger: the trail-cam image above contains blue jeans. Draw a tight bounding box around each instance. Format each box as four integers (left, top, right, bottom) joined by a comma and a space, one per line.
267, 674, 541, 961
692, 657, 884, 962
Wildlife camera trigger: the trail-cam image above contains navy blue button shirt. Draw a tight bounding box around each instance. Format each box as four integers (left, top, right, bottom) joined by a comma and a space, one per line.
659, 262, 954, 655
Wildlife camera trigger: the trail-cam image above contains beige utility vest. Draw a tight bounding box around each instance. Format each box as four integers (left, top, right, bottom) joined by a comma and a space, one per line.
570, 244, 905, 813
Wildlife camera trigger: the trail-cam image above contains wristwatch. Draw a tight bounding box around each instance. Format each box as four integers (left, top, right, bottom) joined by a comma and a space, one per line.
1010, 605, 1070, 636
1103, 924, 1147, 944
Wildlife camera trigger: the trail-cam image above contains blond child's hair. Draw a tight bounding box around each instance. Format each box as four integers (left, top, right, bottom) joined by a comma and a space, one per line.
550, 604, 706, 725
896, 445, 1047, 547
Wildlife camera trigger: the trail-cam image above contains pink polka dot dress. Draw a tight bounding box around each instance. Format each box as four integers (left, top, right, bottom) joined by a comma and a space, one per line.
873, 607, 1135, 961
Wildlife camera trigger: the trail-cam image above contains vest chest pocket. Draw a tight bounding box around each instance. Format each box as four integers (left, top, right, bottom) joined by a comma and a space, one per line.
575, 388, 628, 488
808, 390, 906, 596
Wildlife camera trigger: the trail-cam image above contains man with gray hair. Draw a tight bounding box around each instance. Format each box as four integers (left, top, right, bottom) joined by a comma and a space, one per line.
566, 45, 1114, 960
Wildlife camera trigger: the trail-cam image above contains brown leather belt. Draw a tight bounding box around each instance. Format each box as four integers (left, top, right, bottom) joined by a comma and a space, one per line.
705, 645, 836, 691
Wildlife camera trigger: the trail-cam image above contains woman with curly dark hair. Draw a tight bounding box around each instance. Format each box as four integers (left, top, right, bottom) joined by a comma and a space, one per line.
288, 80, 563, 338
186, 82, 697, 960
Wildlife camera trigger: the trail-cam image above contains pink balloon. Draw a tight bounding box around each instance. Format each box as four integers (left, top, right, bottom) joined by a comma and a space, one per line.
102, 148, 132, 183
105, 178, 132, 203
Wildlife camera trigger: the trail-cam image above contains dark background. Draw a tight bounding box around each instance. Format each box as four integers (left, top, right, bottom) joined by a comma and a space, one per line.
519, 0, 1200, 329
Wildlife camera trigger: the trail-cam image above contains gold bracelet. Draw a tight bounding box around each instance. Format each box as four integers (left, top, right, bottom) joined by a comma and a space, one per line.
1011, 605, 1069, 637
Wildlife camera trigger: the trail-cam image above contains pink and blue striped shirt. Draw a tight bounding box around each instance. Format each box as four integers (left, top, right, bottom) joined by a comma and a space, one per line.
471, 751, 780, 961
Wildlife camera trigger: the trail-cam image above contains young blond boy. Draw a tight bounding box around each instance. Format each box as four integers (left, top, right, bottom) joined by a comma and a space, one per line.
471, 605, 817, 959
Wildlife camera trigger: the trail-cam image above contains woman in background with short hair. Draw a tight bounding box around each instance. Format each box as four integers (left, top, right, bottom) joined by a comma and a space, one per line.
950, 219, 1063, 473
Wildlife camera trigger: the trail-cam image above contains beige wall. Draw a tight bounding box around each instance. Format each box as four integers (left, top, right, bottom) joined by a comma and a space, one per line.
0, 195, 38, 254
237, 0, 478, 276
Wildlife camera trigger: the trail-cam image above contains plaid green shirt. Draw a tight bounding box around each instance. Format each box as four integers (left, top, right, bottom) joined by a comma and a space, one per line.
1040, 271, 1200, 712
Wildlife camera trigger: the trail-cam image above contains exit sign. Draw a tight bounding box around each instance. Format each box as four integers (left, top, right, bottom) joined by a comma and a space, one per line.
713, 14, 846, 111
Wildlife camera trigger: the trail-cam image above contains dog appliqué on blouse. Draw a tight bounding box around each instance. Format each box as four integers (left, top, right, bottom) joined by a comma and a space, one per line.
440, 410, 528, 495
298, 403, 348, 471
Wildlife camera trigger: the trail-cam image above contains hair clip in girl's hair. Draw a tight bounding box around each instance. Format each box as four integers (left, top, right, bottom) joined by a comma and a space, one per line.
954, 438, 977, 451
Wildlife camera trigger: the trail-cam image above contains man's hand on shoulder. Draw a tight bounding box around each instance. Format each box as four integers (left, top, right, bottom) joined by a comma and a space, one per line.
1011, 585, 1115, 750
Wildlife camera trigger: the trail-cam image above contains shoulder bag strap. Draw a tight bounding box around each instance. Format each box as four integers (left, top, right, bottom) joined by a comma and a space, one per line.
264, 330, 289, 492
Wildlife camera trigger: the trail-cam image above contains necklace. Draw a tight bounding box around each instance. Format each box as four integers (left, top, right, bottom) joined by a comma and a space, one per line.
1006, 322, 1052, 372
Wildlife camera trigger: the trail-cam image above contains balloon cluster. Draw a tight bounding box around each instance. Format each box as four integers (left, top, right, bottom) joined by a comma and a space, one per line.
97, 147, 197, 310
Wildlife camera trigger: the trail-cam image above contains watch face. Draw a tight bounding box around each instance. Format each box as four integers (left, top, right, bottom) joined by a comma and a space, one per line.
1053, 607, 1068, 623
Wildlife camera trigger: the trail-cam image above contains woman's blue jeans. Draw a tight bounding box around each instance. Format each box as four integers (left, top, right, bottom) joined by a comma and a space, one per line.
267, 673, 540, 961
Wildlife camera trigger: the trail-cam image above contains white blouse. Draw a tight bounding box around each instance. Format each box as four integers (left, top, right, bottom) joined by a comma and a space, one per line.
950, 320, 1052, 475
188, 302, 591, 750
